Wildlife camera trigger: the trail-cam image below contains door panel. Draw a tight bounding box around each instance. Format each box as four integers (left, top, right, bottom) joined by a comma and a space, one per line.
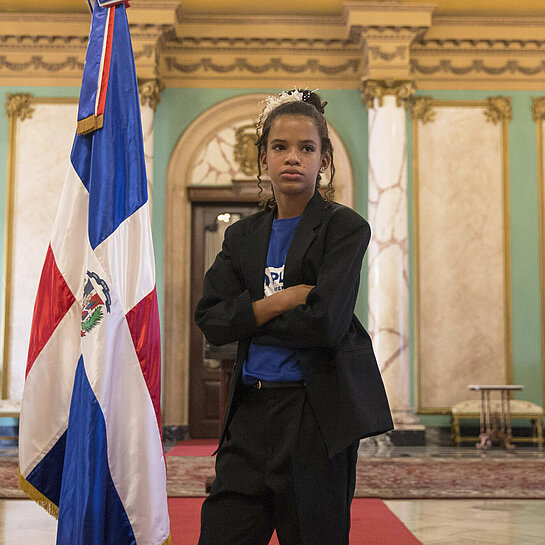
189, 203, 257, 438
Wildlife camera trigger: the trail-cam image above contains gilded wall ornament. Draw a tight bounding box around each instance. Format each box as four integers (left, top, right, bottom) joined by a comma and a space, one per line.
138, 79, 163, 112
233, 125, 258, 177
410, 96, 436, 124
5, 93, 34, 121
361, 79, 416, 110
531, 97, 545, 122
485, 96, 512, 124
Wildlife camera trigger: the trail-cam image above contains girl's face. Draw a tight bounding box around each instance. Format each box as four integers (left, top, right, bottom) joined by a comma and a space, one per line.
260, 114, 330, 203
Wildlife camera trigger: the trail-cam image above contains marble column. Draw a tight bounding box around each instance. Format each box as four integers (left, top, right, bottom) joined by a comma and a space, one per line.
366, 82, 420, 428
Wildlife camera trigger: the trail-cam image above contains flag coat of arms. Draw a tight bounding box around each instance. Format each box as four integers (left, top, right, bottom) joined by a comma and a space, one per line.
18, 2, 170, 544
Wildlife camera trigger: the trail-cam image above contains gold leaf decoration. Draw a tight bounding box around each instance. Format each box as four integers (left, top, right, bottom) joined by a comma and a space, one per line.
5, 93, 34, 121
138, 79, 163, 112
531, 97, 545, 122
233, 125, 258, 177
410, 96, 436, 124
361, 79, 416, 110
484, 96, 512, 124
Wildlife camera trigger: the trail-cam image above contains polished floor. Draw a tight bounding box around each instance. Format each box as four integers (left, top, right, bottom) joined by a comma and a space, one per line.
2, 497, 544, 544
5, 444, 545, 545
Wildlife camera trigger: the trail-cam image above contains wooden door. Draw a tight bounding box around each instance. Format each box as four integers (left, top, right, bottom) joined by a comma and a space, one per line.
189, 203, 258, 438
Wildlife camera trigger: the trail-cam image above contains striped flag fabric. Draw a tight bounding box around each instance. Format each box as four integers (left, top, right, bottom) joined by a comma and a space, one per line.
18, 2, 170, 544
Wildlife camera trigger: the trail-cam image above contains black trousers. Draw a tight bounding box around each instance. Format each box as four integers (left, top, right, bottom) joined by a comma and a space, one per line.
198, 385, 359, 545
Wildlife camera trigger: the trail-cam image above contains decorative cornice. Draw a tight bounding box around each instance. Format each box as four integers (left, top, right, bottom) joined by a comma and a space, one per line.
138, 78, 163, 112
411, 59, 545, 76
532, 97, 545, 122
485, 96, 512, 124
5, 93, 34, 120
165, 36, 358, 50
361, 79, 416, 109
163, 57, 360, 76
410, 96, 436, 123
0, 55, 83, 73
368, 45, 408, 62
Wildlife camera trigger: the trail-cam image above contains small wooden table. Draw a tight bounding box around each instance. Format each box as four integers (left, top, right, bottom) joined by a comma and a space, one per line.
468, 385, 523, 449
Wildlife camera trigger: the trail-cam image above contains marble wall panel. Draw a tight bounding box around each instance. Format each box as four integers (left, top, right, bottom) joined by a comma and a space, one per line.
4, 101, 154, 400
415, 104, 508, 410
7, 102, 77, 399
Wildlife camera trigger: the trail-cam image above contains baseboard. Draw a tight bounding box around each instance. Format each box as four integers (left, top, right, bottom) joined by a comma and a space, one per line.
163, 425, 189, 444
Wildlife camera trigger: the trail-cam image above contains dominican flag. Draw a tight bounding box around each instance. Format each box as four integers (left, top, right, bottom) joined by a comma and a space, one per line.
18, 2, 170, 544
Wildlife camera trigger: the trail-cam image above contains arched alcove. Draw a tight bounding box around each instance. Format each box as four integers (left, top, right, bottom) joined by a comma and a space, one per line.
163, 93, 355, 435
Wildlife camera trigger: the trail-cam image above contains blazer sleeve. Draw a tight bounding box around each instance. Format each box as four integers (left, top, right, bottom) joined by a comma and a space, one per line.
252, 208, 370, 349
194, 226, 258, 346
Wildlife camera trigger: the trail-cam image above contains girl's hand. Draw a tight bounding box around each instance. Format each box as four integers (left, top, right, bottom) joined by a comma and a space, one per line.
252, 284, 314, 327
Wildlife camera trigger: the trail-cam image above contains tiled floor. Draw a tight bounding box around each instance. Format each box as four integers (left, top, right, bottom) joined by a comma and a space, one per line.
6, 444, 545, 545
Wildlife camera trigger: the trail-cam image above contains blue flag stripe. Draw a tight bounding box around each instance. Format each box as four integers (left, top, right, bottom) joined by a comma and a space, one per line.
77, 5, 109, 123
71, 4, 148, 250
56, 356, 136, 545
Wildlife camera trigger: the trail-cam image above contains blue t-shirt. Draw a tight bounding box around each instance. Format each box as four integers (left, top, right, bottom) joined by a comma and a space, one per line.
242, 215, 303, 384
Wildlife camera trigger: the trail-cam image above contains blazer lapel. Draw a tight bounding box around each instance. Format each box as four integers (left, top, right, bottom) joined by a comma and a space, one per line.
240, 208, 274, 299
284, 191, 324, 288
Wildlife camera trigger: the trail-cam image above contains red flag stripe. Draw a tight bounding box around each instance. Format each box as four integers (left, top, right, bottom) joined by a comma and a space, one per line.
26, 245, 76, 378
125, 288, 162, 433
96, 7, 115, 117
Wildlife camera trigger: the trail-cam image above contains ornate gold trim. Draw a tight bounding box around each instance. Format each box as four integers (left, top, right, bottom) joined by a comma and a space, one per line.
233, 124, 258, 177
138, 79, 163, 112
485, 96, 513, 124
361, 79, 416, 110
163, 57, 361, 77
412, 109, 422, 414
535, 98, 545, 409
5, 93, 34, 121
413, 99, 514, 413
411, 59, 545, 77
532, 97, 545, 122
1, 99, 18, 398
410, 96, 436, 124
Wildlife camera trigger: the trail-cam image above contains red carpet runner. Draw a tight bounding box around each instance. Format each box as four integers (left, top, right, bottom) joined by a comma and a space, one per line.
167, 441, 421, 543
168, 498, 421, 544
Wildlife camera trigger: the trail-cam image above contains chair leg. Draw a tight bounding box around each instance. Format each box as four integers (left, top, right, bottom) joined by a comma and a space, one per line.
451, 416, 461, 446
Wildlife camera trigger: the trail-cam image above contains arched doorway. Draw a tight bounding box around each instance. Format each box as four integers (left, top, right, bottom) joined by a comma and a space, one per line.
163, 93, 355, 439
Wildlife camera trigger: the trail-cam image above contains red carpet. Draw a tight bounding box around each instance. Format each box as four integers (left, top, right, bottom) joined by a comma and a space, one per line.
167, 439, 218, 457
168, 497, 421, 544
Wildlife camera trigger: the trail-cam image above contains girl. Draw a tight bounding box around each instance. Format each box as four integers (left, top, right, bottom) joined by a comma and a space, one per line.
195, 89, 392, 545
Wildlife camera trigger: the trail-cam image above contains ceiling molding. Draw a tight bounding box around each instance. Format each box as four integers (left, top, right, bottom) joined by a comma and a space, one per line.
1, 2, 545, 89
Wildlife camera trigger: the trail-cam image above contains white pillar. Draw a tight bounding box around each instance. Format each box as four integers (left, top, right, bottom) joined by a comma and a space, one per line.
138, 79, 162, 213
141, 103, 154, 208
368, 94, 419, 427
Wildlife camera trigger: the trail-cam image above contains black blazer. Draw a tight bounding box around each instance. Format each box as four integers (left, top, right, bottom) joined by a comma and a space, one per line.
195, 191, 393, 458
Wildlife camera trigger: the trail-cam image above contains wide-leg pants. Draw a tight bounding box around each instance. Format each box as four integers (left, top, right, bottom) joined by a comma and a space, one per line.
198, 384, 359, 545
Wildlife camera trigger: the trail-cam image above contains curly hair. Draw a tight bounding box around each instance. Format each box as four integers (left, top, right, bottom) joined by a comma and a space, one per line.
255, 90, 336, 210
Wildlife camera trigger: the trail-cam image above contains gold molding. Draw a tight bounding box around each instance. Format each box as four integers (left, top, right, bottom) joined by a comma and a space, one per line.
535, 98, 545, 408
233, 124, 258, 177
1, 92, 36, 398
5, 93, 34, 121
485, 96, 513, 124
410, 96, 436, 123
532, 97, 545, 122
361, 79, 416, 110
413, 99, 514, 414
138, 78, 163, 112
